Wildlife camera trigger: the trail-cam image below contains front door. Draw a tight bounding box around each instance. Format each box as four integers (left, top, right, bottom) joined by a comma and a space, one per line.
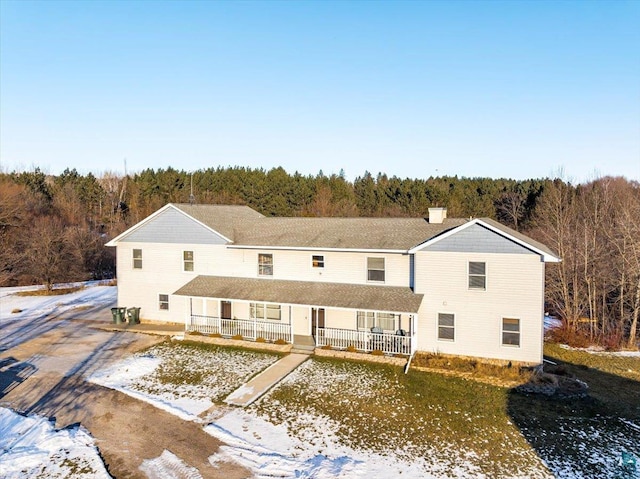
221, 301, 232, 320
311, 308, 325, 336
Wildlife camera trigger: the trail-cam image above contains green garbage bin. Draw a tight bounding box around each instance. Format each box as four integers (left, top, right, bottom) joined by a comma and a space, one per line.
111, 307, 126, 324
127, 307, 141, 325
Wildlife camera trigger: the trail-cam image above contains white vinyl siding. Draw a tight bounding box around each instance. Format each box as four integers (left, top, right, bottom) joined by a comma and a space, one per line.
183, 251, 194, 271
258, 253, 273, 276
502, 318, 520, 346
438, 313, 455, 341
468, 261, 486, 290
414, 251, 545, 364
367, 257, 385, 282
133, 249, 142, 269
224, 250, 409, 287
115, 245, 411, 325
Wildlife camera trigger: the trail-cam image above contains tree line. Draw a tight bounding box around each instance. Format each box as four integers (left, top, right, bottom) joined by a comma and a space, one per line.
0, 166, 638, 348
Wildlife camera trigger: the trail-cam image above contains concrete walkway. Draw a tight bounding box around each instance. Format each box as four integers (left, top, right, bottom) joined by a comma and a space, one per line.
224, 353, 309, 407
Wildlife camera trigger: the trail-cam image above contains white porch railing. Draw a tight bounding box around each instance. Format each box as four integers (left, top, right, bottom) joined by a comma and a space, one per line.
315, 327, 411, 356
188, 315, 292, 343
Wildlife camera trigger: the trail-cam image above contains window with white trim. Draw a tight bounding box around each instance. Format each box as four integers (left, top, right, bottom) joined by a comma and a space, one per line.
502, 318, 520, 346
468, 261, 486, 290
258, 253, 273, 276
133, 249, 142, 269
367, 257, 385, 282
183, 251, 194, 271
438, 313, 455, 341
250, 302, 281, 321
159, 294, 169, 310
312, 255, 325, 268
357, 311, 398, 332
357, 311, 375, 330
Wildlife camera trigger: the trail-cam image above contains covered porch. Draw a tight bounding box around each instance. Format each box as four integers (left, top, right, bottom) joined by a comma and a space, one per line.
174, 275, 423, 356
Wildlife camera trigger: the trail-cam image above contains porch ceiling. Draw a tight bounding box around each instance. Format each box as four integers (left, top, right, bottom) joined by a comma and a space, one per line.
173, 275, 424, 313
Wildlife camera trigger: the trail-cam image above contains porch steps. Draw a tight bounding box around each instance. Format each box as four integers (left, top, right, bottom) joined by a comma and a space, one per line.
290, 344, 315, 355
291, 335, 316, 355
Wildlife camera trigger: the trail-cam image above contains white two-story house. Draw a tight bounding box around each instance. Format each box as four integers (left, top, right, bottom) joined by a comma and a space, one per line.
106, 203, 560, 365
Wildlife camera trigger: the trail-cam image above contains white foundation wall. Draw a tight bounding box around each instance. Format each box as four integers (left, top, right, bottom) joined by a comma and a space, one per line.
414, 251, 545, 364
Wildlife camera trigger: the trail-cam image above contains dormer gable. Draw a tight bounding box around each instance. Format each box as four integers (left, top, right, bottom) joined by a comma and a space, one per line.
106, 204, 230, 246
409, 218, 560, 262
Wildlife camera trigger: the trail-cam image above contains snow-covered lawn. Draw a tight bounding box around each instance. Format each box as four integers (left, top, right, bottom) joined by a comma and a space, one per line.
90, 340, 640, 479
89, 344, 553, 478
0, 407, 110, 479
89, 341, 281, 421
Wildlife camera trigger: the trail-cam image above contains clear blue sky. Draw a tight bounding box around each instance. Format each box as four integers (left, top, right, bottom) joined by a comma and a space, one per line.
1, 0, 639, 182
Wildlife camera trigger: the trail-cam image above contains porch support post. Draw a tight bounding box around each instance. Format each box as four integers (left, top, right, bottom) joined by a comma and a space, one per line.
185, 297, 192, 331
411, 313, 418, 355
289, 305, 293, 344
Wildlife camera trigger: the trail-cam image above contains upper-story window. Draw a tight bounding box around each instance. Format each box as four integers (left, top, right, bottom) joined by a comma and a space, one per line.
367, 257, 385, 282
133, 249, 142, 269
183, 251, 194, 271
312, 255, 325, 268
468, 261, 486, 290
258, 253, 273, 276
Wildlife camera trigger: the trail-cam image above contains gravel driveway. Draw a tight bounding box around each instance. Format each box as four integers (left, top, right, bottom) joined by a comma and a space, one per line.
0, 302, 249, 479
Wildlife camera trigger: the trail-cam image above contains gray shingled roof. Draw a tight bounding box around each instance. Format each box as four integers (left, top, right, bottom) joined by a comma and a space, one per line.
170, 203, 556, 256
479, 217, 560, 259
174, 275, 424, 313
231, 217, 467, 250
173, 204, 264, 241
173, 203, 466, 249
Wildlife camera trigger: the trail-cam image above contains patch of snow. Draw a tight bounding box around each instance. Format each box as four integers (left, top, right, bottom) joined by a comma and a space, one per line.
88, 354, 209, 421
87, 342, 280, 421
544, 315, 562, 331
0, 282, 116, 330
139, 450, 203, 479
223, 384, 255, 403
559, 344, 640, 356
0, 407, 110, 479
620, 418, 640, 432
205, 409, 451, 479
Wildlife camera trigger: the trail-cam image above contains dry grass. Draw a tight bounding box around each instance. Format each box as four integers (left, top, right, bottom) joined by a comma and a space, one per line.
15, 286, 85, 297
412, 352, 533, 383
